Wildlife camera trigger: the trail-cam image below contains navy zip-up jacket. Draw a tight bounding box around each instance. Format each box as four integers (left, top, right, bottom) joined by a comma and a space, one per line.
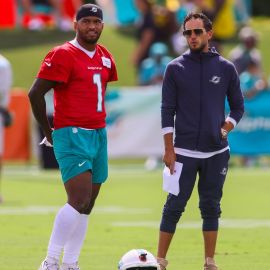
161, 48, 244, 152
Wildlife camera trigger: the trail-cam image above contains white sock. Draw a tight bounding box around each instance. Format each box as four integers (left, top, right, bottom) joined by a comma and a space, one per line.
46, 203, 81, 261
62, 214, 89, 264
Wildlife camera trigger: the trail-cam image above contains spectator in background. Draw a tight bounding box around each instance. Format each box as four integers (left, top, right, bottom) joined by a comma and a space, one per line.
240, 59, 268, 100
138, 42, 172, 85
234, 0, 251, 27
20, 0, 83, 31
238, 59, 268, 167
132, 0, 160, 69
0, 54, 12, 203
196, 0, 237, 52
132, 0, 178, 71
229, 26, 262, 75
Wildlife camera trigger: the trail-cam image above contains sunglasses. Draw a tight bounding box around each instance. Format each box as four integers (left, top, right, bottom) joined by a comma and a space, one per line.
183, 28, 204, 37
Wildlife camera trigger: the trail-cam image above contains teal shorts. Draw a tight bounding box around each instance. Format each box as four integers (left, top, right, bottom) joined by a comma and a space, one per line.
52, 127, 108, 183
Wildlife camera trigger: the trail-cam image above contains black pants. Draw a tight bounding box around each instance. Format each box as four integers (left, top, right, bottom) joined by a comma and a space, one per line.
160, 150, 230, 233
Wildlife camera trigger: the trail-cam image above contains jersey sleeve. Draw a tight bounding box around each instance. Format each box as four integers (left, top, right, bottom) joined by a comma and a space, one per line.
37, 47, 73, 83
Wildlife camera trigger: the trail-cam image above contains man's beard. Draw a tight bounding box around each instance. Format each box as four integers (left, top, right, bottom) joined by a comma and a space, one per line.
82, 35, 100, 45
79, 31, 101, 45
189, 42, 207, 53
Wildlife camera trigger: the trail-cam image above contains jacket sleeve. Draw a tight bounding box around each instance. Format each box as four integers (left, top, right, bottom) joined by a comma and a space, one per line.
226, 64, 244, 124
161, 64, 177, 129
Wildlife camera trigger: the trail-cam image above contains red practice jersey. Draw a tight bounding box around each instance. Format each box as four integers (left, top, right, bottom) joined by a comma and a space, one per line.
37, 42, 118, 129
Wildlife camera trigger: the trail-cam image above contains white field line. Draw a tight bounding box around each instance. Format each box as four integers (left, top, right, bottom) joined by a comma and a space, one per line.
0, 206, 270, 228
0, 206, 152, 215
2, 165, 148, 176
112, 220, 270, 229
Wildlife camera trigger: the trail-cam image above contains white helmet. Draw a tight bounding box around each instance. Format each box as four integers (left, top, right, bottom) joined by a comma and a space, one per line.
118, 249, 160, 270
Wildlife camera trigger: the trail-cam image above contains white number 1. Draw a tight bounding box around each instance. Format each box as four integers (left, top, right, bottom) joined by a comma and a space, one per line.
93, 73, 102, 112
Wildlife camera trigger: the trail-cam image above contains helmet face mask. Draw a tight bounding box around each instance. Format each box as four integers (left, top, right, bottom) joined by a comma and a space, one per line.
118, 249, 160, 270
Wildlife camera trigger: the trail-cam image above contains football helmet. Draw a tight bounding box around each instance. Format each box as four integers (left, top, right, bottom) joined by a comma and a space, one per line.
118, 249, 160, 270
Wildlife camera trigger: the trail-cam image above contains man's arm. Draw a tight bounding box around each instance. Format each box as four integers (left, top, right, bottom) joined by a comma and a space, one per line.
28, 78, 57, 144
161, 64, 177, 174
223, 65, 245, 138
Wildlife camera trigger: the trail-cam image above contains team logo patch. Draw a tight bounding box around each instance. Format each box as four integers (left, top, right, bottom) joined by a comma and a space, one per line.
91, 7, 97, 12
102, 57, 111, 68
220, 167, 227, 175
209, 76, 221, 84
44, 61, 51, 67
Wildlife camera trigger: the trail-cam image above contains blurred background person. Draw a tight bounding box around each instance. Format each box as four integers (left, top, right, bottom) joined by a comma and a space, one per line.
132, 0, 178, 72
0, 53, 12, 203
234, 0, 251, 27
138, 42, 172, 85
240, 59, 268, 100
172, 0, 199, 56
19, 0, 83, 31
132, 0, 158, 70
229, 26, 262, 75
195, 0, 237, 52
238, 59, 268, 167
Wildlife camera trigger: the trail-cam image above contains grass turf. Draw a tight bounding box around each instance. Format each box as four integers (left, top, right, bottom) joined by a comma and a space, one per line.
0, 165, 270, 270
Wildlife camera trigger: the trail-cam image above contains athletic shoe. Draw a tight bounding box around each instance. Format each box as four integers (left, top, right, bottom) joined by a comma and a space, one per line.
204, 257, 218, 270
60, 262, 80, 270
39, 258, 60, 270
157, 257, 168, 270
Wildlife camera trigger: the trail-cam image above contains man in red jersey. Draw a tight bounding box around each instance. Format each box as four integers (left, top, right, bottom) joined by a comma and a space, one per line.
28, 4, 117, 270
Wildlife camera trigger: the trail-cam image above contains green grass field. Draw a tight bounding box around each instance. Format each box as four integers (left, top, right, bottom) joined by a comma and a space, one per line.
1, 165, 270, 270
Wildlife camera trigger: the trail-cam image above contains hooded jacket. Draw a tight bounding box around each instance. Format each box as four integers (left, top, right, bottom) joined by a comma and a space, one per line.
161, 48, 244, 152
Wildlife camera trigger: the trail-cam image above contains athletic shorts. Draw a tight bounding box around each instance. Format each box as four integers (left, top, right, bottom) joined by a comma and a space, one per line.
52, 127, 108, 183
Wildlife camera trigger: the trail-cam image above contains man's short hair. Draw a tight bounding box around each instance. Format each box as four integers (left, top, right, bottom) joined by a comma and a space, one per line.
183, 12, 212, 32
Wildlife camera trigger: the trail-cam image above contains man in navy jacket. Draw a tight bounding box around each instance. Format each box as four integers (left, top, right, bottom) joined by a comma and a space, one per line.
156, 13, 244, 270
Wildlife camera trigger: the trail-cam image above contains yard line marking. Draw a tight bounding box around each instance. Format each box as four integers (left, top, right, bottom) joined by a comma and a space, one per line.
112, 219, 270, 229
1, 206, 270, 228
0, 206, 152, 215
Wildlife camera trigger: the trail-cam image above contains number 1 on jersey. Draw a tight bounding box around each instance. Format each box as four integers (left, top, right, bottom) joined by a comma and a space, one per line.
93, 73, 102, 112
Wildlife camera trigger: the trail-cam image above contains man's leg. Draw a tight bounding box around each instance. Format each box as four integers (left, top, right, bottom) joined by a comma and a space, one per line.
41, 171, 92, 267
61, 128, 107, 268
198, 150, 230, 268
62, 183, 101, 265
203, 231, 218, 258
157, 155, 199, 269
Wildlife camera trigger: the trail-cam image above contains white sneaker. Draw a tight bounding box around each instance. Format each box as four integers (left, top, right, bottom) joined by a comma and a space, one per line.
39, 258, 60, 270
60, 262, 80, 270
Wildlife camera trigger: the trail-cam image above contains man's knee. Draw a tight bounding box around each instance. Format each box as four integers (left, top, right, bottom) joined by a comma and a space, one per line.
160, 203, 186, 233
69, 196, 91, 214
200, 203, 221, 220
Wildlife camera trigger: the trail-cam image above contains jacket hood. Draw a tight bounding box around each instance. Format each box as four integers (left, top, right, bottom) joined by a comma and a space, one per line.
182, 47, 220, 62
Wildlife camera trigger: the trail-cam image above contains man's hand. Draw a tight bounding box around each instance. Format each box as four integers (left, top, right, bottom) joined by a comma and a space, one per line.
163, 149, 176, 175
221, 120, 234, 140
45, 129, 53, 145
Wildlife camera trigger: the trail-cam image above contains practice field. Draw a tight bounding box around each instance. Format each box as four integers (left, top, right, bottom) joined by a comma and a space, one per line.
0, 164, 270, 270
